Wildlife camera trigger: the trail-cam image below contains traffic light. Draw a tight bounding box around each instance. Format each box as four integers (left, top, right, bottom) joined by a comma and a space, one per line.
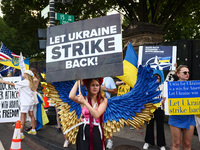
36, 29, 47, 50
62, 0, 73, 4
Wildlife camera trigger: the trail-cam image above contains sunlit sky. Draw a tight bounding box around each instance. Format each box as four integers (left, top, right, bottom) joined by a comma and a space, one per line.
0, 0, 2, 17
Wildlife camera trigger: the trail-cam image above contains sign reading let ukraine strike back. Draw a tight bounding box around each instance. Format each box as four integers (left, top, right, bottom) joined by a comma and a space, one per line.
46, 14, 123, 82
164, 81, 200, 115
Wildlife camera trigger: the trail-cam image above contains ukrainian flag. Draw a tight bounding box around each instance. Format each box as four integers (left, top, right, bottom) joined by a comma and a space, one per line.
116, 43, 138, 88
36, 93, 49, 130
158, 56, 171, 63
0, 57, 29, 70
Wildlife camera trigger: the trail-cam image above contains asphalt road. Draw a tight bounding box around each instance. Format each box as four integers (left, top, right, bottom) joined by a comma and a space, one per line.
0, 123, 47, 150
1, 121, 199, 150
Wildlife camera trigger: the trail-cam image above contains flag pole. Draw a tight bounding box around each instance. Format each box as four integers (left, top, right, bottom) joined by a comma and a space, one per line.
78, 80, 81, 94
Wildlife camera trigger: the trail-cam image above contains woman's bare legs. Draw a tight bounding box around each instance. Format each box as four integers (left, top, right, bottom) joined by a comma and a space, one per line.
28, 111, 36, 130
170, 125, 181, 150
182, 126, 194, 150
20, 113, 26, 133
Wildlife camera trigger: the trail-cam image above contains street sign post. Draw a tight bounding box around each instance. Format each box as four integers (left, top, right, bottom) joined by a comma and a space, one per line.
41, 5, 50, 19
55, 12, 74, 24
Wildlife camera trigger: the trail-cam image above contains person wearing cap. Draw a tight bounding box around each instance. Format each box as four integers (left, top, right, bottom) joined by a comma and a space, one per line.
25, 68, 41, 131
69, 78, 107, 150
0, 70, 37, 139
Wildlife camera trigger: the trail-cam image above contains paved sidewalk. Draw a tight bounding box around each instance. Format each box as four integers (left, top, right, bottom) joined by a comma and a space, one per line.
24, 122, 200, 150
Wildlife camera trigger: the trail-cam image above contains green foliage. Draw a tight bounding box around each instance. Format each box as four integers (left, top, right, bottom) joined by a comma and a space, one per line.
0, 17, 17, 46
120, 0, 200, 41
1, 0, 200, 60
1, 0, 48, 59
164, 1, 200, 41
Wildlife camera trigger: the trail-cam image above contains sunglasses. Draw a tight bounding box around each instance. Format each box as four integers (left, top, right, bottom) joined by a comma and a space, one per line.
181, 71, 190, 75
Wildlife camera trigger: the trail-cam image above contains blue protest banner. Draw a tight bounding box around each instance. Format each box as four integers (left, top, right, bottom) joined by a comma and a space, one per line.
138, 46, 177, 70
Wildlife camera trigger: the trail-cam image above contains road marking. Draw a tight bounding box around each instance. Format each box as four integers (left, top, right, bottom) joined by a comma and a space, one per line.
0, 141, 5, 150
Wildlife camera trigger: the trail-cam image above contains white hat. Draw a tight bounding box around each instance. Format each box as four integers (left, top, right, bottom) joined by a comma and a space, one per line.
24, 70, 34, 77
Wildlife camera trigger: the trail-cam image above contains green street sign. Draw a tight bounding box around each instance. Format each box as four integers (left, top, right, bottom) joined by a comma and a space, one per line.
55, 13, 74, 24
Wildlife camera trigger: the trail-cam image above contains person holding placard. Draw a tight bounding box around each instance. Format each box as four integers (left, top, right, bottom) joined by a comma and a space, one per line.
168, 65, 196, 150
69, 78, 107, 150
116, 80, 131, 96
0, 70, 37, 139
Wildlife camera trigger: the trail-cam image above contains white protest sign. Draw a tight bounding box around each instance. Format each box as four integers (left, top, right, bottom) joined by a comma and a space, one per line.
0, 77, 21, 123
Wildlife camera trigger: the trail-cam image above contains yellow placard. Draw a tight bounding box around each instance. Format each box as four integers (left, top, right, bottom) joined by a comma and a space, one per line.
168, 97, 200, 115
117, 84, 131, 96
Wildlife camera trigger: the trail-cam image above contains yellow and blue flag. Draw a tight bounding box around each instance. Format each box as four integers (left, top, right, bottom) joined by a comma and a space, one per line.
158, 56, 171, 63
116, 43, 138, 88
36, 93, 49, 130
0, 57, 29, 70
0, 44, 29, 70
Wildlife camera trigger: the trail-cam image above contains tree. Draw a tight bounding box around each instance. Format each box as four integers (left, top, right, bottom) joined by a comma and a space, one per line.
164, 1, 200, 41
0, 17, 17, 47
1, 0, 200, 60
54, 0, 200, 41
1, 0, 48, 59
109, 0, 200, 41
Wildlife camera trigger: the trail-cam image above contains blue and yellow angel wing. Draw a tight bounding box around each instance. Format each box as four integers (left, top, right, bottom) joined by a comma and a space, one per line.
103, 65, 161, 138
41, 78, 87, 144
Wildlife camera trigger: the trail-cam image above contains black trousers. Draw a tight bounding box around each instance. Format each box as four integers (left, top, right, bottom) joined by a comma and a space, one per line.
76, 124, 102, 150
144, 108, 166, 147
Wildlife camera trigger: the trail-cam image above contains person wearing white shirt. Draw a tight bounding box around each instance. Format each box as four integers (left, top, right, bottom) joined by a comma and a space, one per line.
101, 77, 117, 98
0, 70, 37, 139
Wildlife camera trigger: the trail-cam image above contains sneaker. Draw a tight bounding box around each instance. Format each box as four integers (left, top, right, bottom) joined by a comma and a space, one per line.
106, 139, 113, 149
21, 134, 25, 140
160, 146, 166, 150
63, 140, 69, 147
143, 143, 149, 149
28, 130, 37, 135
57, 128, 62, 133
130, 126, 135, 130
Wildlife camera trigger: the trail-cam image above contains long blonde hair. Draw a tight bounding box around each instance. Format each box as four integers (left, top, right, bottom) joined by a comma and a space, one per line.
30, 68, 41, 81
25, 73, 35, 91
